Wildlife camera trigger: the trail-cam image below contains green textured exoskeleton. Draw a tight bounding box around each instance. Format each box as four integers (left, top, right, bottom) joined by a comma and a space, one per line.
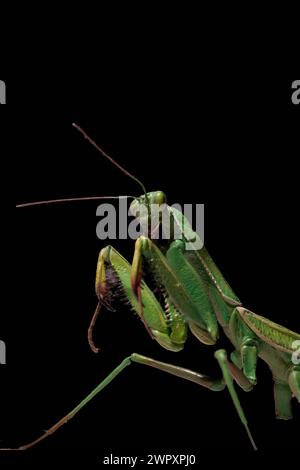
6, 125, 299, 451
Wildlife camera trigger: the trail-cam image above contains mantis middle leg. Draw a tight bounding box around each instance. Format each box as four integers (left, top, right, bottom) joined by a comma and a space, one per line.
0, 351, 257, 451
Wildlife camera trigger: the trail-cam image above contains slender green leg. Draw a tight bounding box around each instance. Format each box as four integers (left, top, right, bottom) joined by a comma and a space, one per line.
274, 380, 293, 419
214, 349, 258, 450
0, 354, 238, 451
0, 355, 224, 451
288, 367, 300, 402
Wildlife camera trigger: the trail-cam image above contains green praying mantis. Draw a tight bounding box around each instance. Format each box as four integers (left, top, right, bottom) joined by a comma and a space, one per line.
4, 124, 300, 451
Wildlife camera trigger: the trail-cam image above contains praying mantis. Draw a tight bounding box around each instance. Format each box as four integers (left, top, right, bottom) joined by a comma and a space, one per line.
4, 124, 300, 451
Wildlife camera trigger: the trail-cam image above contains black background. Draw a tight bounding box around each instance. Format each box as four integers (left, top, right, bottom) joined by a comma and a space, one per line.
1, 75, 299, 465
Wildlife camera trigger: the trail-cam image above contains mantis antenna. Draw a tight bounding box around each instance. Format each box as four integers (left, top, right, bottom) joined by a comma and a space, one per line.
16, 195, 132, 208
16, 123, 150, 210
72, 123, 148, 198
72, 123, 151, 223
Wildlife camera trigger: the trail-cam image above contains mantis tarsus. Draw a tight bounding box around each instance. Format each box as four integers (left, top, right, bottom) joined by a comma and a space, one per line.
4, 124, 300, 451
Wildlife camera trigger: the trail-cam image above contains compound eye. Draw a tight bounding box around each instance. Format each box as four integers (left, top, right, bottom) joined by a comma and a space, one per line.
154, 191, 167, 205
